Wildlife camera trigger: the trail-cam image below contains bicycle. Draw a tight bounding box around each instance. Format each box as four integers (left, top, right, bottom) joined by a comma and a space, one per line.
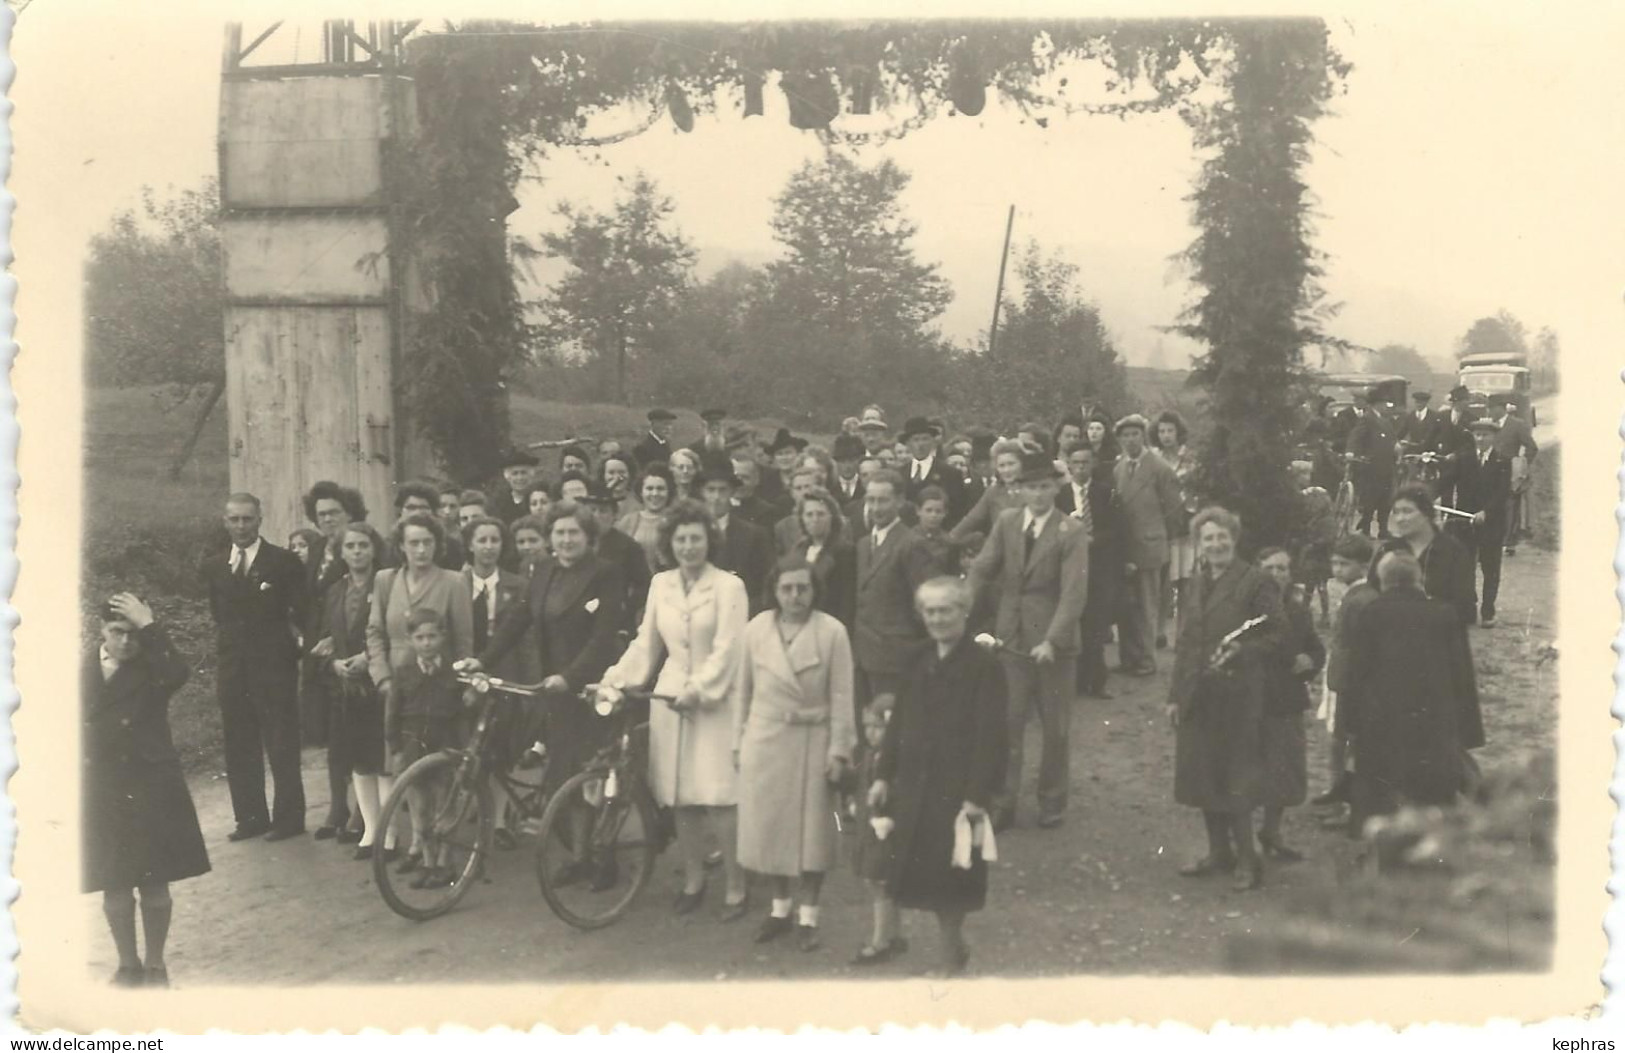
532, 684, 673, 931
1331, 455, 1364, 537
372, 672, 552, 921
1395, 444, 1442, 492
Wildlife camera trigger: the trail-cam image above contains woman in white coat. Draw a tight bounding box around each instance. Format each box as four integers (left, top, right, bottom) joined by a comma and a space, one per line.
600, 500, 750, 919
732, 556, 856, 952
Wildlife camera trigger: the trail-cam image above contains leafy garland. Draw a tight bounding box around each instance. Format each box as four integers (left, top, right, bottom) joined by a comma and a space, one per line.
396, 18, 1346, 518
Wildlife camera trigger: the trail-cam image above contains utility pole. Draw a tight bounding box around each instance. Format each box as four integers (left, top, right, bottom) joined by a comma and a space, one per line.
987, 204, 1015, 358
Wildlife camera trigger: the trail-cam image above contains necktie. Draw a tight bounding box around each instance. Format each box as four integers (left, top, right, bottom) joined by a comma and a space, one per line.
473, 583, 490, 651
872, 528, 883, 550
1077, 486, 1093, 539
233, 546, 249, 579
1024, 519, 1039, 562
1125, 459, 1138, 484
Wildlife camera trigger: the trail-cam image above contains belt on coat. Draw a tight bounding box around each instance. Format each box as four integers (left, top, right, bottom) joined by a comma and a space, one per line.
751, 708, 830, 727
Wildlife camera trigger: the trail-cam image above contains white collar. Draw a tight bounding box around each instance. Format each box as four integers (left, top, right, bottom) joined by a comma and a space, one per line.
714, 513, 730, 531
872, 519, 898, 544
912, 453, 935, 474
229, 537, 262, 566
417, 656, 441, 675
648, 430, 668, 443
1022, 507, 1055, 533
471, 568, 500, 589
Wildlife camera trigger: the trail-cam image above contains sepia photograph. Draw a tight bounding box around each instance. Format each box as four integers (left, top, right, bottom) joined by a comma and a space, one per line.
9, 0, 1618, 1036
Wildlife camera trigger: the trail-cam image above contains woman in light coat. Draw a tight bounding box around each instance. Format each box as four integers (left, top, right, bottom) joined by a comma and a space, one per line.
733, 557, 857, 952
601, 500, 750, 919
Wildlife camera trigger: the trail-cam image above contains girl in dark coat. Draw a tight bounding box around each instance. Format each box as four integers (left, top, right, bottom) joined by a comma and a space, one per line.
869, 576, 1008, 978
83, 594, 210, 987
1166, 508, 1285, 892
1254, 547, 1326, 862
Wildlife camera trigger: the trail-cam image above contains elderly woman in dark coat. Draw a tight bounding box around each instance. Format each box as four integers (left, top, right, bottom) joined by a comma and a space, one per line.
868, 576, 1008, 978
1165, 507, 1285, 892
84, 593, 211, 987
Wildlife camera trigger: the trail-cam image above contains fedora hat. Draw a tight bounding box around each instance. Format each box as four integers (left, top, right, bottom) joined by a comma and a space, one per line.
831, 433, 865, 461
899, 416, 937, 441
1468, 417, 1501, 433
1015, 449, 1063, 484
1113, 413, 1150, 436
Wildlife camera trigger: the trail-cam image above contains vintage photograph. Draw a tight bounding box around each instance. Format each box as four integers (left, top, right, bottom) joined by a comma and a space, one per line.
11, 0, 1614, 1034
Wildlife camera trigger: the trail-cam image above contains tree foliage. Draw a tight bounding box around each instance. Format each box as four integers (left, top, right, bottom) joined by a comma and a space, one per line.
950, 240, 1129, 425
84, 180, 223, 392
1369, 343, 1435, 382
1172, 23, 1349, 552
536, 172, 697, 403
1457, 311, 1530, 360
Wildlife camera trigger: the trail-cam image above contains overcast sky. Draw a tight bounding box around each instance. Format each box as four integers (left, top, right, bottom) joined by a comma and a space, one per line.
16, 1, 1623, 377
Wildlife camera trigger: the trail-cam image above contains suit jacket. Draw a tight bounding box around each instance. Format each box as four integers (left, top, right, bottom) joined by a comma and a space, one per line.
1112, 452, 1183, 570
312, 572, 377, 686
1398, 408, 1444, 450
949, 481, 1020, 545
464, 566, 529, 674
791, 537, 856, 629
205, 538, 307, 668
830, 474, 865, 509
1452, 447, 1513, 530
390, 658, 463, 725
772, 514, 802, 558
490, 487, 530, 526
714, 516, 775, 616
731, 493, 780, 529
1375, 532, 1478, 631
365, 566, 476, 689
632, 433, 675, 471
854, 521, 938, 676
687, 439, 734, 476
1348, 412, 1398, 481
481, 554, 626, 691
596, 527, 652, 631
82, 623, 190, 769
903, 454, 967, 527
1489, 414, 1539, 464
968, 507, 1090, 653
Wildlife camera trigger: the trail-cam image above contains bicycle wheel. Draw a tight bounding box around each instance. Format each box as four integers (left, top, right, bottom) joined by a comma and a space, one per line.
1333, 482, 1358, 536
534, 767, 660, 930
373, 751, 493, 921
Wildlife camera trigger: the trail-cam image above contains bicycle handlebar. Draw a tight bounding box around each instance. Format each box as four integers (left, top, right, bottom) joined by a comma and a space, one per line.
456, 672, 547, 696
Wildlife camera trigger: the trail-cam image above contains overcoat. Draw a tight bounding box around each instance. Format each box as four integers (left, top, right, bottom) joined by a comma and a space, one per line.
602, 564, 748, 807
1169, 560, 1286, 811
875, 637, 1008, 913
732, 610, 857, 876
596, 526, 653, 630
713, 515, 774, 616
853, 522, 937, 677
82, 624, 211, 893
313, 571, 385, 775
1375, 531, 1480, 634
789, 536, 856, 629
1112, 452, 1183, 571
364, 566, 476, 689
1343, 586, 1476, 806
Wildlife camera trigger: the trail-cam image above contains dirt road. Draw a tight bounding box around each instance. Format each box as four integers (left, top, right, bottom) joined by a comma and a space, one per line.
87, 550, 1557, 987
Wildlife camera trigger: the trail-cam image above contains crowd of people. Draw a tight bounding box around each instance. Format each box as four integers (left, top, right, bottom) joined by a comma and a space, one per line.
83, 391, 1533, 985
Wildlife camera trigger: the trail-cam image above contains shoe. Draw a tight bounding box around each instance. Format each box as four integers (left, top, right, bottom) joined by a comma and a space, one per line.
927, 943, 971, 979
396, 853, 420, 875
589, 858, 620, 892
850, 937, 909, 966
1258, 833, 1304, 863
353, 845, 375, 861
1480, 616, 1497, 628
796, 923, 822, 952
264, 826, 305, 842
111, 965, 144, 988
1130, 664, 1157, 678
718, 894, 751, 923
551, 860, 589, 888
1036, 812, 1064, 830
1504, 547, 1516, 557
493, 827, 518, 851
991, 809, 1014, 834
755, 915, 793, 944
1178, 855, 1236, 877
382, 847, 401, 863
337, 828, 363, 845
227, 821, 270, 842
673, 883, 707, 915
314, 826, 339, 841
704, 849, 724, 869
143, 966, 169, 989
1231, 862, 1264, 892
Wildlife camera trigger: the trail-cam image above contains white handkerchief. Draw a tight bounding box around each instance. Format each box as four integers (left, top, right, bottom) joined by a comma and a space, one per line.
585, 597, 600, 613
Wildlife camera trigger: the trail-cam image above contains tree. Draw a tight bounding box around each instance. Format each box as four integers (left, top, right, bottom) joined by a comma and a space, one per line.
950, 240, 1130, 426
743, 154, 954, 418
1369, 343, 1434, 381
536, 172, 696, 403
84, 180, 225, 477
1530, 326, 1559, 392
1457, 311, 1529, 360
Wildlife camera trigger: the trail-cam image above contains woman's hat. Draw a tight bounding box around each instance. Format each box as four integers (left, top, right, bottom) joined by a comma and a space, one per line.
764, 428, 806, 455
899, 416, 937, 441
1113, 413, 1150, 436
1447, 385, 1471, 402
1015, 449, 1063, 483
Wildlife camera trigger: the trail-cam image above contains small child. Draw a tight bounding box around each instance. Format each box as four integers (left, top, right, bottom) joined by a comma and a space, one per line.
1313, 533, 1378, 824
850, 694, 907, 967
386, 608, 470, 889
915, 487, 956, 575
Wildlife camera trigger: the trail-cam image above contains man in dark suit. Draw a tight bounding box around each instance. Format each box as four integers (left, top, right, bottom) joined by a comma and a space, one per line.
206, 493, 309, 841
1451, 418, 1513, 627
631, 408, 678, 471
900, 415, 967, 528
700, 468, 774, 616
1111, 415, 1183, 676
1059, 444, 1120, 699
727, 454, 780, 528
688, 408, 734, 475
853, 470, 938, 717
1487, 398, 1539, 556
1348, 391, 1398, 538
492, 450, 540, 525
969, 451, 1090, 831
1433, 386, 1479, 504
299, 480, 368, 839
583, 484, 652, 631
1398, 391, 1442, 451
830, 433, 867, 507
960, 430, 998, 512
